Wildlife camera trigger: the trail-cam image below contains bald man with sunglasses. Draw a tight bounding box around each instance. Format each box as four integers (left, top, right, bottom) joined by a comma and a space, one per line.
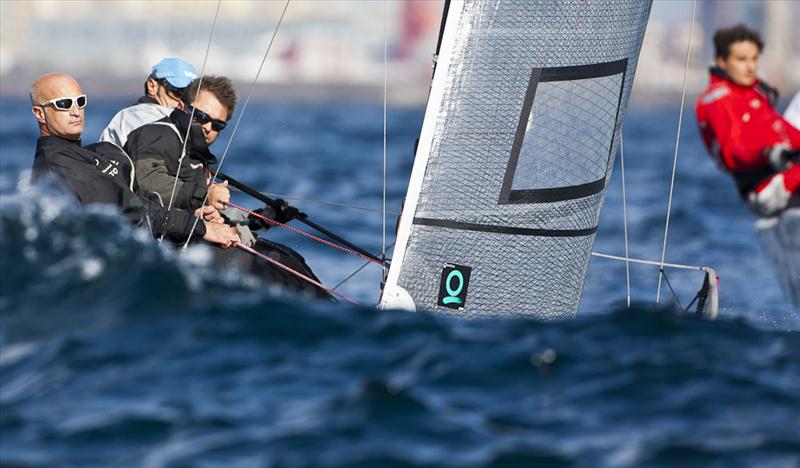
30, 72, 240, 248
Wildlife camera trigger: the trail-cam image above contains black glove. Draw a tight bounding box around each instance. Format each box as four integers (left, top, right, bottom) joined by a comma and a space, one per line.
272, 199, 299, 223
248, 206, 277, 231
247, 200, 299, 231
787, 148, 800, 164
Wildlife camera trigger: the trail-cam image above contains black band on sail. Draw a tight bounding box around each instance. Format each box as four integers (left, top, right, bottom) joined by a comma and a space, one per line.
539, 60, 628, 82
413, 217, 598, 237
505, 178, 606, 204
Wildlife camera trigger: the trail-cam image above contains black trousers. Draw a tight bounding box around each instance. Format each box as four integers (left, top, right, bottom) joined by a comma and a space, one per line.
212, 238, 332, 300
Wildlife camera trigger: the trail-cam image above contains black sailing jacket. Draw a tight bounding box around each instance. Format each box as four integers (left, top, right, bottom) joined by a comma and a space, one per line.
32, 135, 206, 241
124, 109, 215, 211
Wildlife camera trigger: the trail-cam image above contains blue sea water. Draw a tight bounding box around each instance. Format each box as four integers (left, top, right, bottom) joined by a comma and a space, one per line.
1, 97, 799, 467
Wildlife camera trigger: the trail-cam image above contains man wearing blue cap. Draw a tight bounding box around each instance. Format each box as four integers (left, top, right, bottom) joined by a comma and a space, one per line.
99, 58, 198, 147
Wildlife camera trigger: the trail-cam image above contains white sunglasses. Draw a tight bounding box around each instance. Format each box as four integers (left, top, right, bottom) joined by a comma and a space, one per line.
38, 94, 87, 111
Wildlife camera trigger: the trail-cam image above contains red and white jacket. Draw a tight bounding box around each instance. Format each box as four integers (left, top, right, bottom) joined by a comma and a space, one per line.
695, 68, 800, 197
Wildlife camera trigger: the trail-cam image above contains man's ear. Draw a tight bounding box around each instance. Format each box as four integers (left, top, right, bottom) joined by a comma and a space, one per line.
146, 77, 158, 97
32, 105, 46, 125
715, 56, 726, 70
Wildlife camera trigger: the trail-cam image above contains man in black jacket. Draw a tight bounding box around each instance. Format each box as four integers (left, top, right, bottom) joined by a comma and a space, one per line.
125, 75, 233, 212
123, 74, 329, 297
125, 75, 296, 238
30, 72, 239, 247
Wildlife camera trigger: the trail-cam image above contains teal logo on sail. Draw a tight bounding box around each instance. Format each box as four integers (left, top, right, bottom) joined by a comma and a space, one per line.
438, 263, 471, 309
442, 270, 464, 304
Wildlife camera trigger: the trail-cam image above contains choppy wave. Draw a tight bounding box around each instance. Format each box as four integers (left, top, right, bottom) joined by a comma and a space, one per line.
3, 289, 799, 465
2, 192, 799, 467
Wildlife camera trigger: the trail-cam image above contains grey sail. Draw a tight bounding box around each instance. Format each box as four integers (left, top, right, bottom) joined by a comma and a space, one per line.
381, 0, 653, 319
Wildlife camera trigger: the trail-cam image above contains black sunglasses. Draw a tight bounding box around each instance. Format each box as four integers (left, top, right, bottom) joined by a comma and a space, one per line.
186, 104, 227, 132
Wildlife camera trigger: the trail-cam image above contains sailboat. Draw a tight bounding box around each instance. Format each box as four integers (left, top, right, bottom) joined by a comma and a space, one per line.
138, 0, 719, 318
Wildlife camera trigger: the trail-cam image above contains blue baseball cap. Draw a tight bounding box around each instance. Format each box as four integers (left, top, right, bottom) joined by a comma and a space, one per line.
150, 58, 198, 89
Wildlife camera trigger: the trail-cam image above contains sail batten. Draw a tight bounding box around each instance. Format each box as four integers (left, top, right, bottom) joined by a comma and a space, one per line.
382, 0, 653, 318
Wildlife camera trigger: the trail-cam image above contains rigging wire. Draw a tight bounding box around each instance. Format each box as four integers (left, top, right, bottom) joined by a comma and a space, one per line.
591, 252, 705, 272
159, 0, 221, 241
253, 191, 400, 216
381, 0, 389, 281
182, 0, 291, 249
619, 135, 632, 308
227, 201, 386, 265
656, 0, 697, 304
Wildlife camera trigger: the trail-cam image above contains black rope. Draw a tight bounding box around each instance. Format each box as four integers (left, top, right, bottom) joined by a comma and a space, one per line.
334, 241, 395, 291
660, 268, 686, 313
685, 293, 701, 313
333, 261, 371, 291
688, 270, 712, 318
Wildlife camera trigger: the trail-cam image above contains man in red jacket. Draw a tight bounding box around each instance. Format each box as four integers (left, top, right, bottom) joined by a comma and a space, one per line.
696, 25, 800, 217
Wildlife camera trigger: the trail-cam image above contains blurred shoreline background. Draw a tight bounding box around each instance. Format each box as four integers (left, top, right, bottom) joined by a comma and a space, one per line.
1, 0, 798, 108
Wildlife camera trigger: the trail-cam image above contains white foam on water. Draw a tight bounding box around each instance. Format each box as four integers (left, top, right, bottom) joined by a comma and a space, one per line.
0, 341, 39, 368
80, 257, 105, 281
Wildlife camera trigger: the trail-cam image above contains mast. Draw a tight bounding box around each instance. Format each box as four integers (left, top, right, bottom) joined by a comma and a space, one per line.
380, 0, 463, 311
431, 0, 451, 80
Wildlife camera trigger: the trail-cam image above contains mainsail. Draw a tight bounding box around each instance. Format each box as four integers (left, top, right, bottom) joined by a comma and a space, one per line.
380, 0, 653, 318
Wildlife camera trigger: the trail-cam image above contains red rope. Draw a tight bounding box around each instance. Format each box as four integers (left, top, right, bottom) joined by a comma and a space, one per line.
226, 201, 383, 265
234, 242, 361, 306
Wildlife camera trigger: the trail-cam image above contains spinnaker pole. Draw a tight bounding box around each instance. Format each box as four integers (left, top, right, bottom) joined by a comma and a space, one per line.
216, 171, 387, 266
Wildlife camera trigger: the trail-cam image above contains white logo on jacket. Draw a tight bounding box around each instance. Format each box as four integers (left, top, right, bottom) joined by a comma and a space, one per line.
701, 87, 729, 104
96, 159, 120, 177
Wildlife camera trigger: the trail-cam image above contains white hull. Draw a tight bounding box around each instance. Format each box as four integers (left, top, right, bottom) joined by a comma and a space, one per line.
755, 208, 800, 310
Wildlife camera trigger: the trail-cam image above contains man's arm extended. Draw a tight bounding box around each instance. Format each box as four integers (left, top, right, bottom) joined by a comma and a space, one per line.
125, 125, 207, 209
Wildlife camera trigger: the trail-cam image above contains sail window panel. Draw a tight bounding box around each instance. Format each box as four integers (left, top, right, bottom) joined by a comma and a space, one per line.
516, 76, 620, 187
499, 60, 627, 204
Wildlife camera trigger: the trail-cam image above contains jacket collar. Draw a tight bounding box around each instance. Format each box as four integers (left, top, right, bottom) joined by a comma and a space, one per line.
137, 95, 159, 105
708, 66, 778, 106
37, 135, 81, 148
168, 109, 217, 165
